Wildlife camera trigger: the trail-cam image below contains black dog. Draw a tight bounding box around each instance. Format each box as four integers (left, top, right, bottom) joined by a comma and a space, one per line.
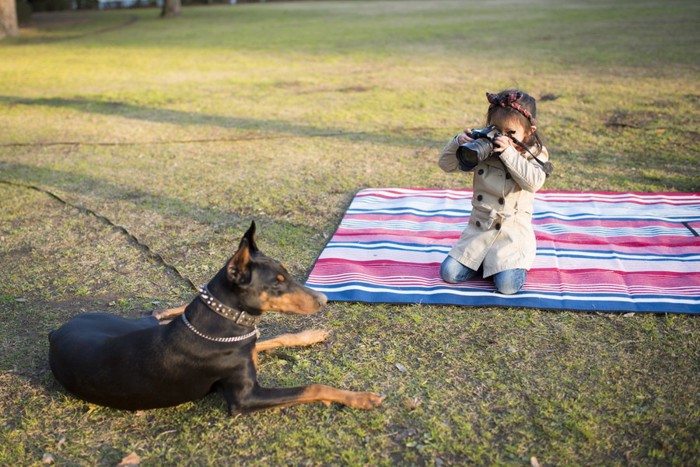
49, 222, 382, 414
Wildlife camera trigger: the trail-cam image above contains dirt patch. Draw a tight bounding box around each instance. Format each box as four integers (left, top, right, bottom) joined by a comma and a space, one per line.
337, 86, 373, 93
605, 109, 659, 129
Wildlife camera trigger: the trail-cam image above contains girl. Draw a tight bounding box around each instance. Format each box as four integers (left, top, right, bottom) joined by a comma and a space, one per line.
438, 90, 550, 294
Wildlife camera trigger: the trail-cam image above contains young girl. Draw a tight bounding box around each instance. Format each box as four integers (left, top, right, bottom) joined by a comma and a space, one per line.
438, 90, 550, 294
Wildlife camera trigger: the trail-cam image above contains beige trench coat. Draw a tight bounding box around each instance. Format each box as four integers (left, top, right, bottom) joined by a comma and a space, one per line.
438, 136, 549, 277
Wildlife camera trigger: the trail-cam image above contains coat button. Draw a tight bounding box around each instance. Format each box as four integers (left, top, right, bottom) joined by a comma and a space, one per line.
499, 197, 504, 204
477, 194, 483, 201
505, 173, 511, 179
478, 169, 484, 175
476, 221, 481, 227
495, 223, 501, 230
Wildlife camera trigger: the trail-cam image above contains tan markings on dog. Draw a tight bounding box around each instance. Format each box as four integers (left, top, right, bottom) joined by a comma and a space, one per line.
253, 329, 330, 369
295, 384, 383, 410
276, 274, 285, 282
152, 305, 187, 321
256, 329, 329, 353
259, 290, 321, 314
252, 352, 259, 369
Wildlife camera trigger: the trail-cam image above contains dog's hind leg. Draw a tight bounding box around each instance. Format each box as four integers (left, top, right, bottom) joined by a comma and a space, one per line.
151, 305, 187, 322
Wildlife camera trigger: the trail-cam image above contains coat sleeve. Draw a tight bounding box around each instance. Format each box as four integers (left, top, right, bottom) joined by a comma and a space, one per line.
438, 136, 477, 173
438, 136, 461, 173
498, 146, 549, 192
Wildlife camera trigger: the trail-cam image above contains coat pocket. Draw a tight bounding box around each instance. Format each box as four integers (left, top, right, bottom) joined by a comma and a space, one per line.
470, 205, 497, 230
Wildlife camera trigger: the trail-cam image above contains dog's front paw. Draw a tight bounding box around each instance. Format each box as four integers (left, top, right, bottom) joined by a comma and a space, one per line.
349, 392, 383, 410
298, 329, 331, 346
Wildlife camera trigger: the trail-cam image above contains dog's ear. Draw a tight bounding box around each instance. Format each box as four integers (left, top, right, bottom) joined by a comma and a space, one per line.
227, 237, 251, 284
243, 221, 259, 253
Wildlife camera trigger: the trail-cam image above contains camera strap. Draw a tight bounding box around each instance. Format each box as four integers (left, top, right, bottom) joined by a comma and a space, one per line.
507, 135, 554, 177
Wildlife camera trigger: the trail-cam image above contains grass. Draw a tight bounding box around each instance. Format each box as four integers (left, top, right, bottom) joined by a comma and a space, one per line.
1, 0, 699, 464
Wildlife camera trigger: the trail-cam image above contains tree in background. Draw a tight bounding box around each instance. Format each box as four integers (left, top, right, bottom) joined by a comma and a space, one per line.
161, 0, 180, 17
0, 0, 19, 38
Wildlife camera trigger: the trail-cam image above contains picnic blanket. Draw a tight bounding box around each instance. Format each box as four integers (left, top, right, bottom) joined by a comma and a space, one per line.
305, 189, 700, 314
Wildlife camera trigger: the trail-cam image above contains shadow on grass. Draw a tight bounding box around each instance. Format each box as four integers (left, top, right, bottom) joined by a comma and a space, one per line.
0, 162, 337, 287
0, 295, 128, 380
0, 161, 324, 235
0, 95, 441, 147
11, 14, 140, 45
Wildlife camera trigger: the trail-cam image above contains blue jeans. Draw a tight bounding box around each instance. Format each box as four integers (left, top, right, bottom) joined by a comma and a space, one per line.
440, 255, 527, 295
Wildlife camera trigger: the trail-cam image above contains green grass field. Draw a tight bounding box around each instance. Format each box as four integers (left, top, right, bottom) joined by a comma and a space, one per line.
1, 0, 699, 464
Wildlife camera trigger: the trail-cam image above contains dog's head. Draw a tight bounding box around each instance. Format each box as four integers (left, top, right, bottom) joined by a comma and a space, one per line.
220, 221, 327, 315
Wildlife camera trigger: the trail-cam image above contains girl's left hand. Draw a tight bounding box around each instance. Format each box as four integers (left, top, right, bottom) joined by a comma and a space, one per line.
457, 129, 474, 145
493, 135, 512, 153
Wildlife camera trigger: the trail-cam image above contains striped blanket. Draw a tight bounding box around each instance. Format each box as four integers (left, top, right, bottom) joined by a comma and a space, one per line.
306, 189, 700, 314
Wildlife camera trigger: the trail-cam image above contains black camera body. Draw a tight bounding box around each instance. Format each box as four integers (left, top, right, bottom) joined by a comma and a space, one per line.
456, 125, 554, 177
456, 125, 502, 167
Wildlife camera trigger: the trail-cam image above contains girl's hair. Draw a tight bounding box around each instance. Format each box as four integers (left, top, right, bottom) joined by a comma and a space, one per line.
485, 90, 544, 156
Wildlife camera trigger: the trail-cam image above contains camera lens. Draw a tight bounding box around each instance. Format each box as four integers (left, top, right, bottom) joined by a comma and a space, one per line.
457, 138, 493, 165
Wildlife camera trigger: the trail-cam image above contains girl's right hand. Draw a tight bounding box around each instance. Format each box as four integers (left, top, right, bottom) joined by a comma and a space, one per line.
457, 129, 473, 145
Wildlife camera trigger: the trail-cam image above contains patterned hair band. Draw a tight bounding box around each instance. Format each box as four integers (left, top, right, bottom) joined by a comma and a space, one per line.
486, 91, 534, 124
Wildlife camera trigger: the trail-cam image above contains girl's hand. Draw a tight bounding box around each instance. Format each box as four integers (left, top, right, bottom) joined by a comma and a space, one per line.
457, 129, 473, 145
493, 134, 513, 152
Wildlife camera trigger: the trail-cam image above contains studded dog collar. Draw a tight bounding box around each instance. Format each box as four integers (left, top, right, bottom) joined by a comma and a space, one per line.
198, 285, 261, 328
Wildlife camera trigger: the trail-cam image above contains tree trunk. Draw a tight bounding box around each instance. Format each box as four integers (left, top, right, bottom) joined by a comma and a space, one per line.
0, 0, 19, 39
160, 0, 181, 18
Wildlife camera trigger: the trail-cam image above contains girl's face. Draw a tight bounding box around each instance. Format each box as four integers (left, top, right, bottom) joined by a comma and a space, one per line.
490, 115, 534, 144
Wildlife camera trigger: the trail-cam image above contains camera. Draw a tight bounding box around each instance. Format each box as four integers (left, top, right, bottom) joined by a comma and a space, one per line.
456, 125, 502, 166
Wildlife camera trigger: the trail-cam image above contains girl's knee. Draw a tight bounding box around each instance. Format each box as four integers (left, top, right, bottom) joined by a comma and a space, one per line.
493, 269, 527, 295
495, 282, 521, 295
440, 259, 460, 283
440, 256, 476, 283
